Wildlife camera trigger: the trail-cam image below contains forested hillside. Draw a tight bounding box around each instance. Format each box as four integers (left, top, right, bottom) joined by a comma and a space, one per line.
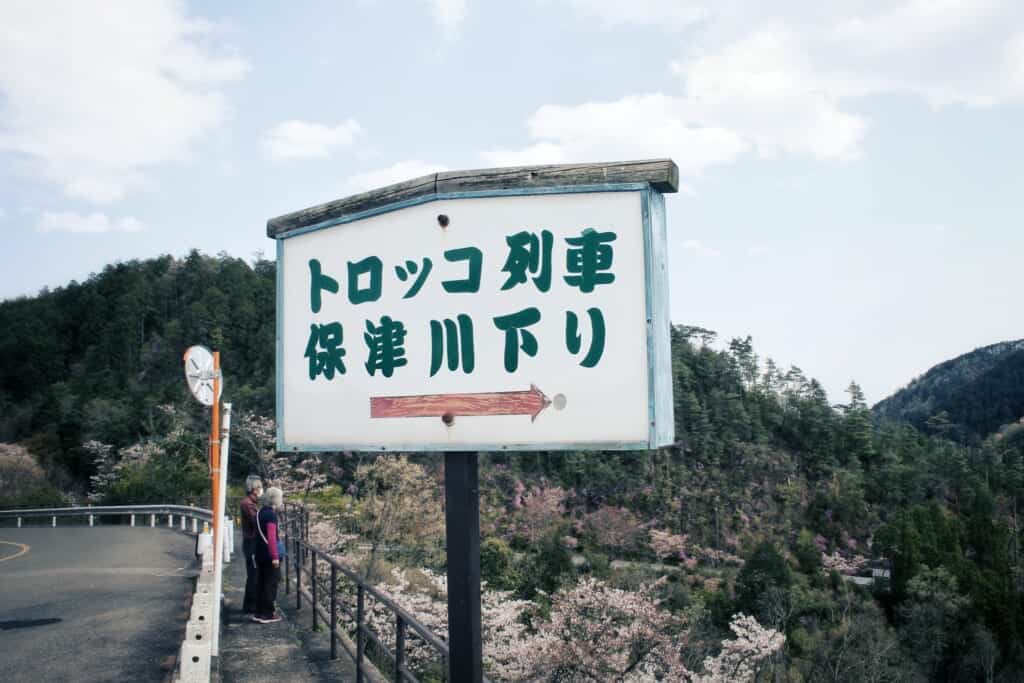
2, 252, 1023, 681
0, 251, 275, 499
874, 340, 1024, 443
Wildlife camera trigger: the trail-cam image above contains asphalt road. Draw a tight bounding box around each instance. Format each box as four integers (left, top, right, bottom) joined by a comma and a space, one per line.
0, 525, 196, 683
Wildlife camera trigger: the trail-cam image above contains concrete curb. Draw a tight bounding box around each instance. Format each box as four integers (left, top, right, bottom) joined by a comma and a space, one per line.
175, 551, 216, 682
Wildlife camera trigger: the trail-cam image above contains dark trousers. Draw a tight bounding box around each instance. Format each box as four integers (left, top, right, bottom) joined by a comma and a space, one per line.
242, 538, 260, 613
255, 558, 281, 619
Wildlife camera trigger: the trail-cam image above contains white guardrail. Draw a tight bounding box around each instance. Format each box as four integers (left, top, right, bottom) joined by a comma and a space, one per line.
0, 504, 233, 683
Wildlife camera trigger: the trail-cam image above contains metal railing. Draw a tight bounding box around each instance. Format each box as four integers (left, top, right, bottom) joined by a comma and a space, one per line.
0, 504, 213, 532
1, 503, 469, 681
281, 504, 468, 683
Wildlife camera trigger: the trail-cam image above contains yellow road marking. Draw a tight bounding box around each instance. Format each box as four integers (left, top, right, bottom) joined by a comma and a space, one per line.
0, 541, 30, 563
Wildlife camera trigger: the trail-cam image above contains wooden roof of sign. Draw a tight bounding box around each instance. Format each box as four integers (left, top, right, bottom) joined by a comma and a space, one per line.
266, 159, 679, 238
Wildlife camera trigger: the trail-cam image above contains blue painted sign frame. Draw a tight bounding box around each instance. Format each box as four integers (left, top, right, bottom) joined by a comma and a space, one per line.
274, 182, 674, 452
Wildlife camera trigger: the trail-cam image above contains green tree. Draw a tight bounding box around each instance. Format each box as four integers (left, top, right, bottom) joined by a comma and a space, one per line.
898, 566, 969, 678
840, 381, 874, 465
735, 542, 791, 623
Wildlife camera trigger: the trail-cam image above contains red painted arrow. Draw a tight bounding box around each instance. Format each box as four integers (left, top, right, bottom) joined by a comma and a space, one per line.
370, 384, 551, 422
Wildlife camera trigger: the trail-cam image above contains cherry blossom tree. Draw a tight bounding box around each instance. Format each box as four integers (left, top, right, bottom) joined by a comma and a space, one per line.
509, 485, 570, 544
650, 528, 689, 561
83, 440, 118, 501
0, 442, 48, 493
582, 505, 646, 554
492, 576, 689, 681
351, 455, 444, 577
821, 551, 868, 575
691, 613, 786, 683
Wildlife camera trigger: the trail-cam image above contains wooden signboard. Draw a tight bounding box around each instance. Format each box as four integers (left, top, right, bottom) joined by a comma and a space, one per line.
268, 159, 678, 453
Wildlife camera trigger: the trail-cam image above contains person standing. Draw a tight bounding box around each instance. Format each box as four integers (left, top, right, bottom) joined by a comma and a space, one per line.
254, 486, 284, 624
239, 475, 263, 615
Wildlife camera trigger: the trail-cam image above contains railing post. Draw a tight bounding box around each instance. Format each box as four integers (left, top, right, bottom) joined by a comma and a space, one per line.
295, 536, 302, 611
192, 518, 198, 533
181, 516, 186, 531
150, 514, 155, 528
17, 517, 21, 528
284, 519, 290, 595
89, 513, 94, 527
396, 615, 406, 682
330, 564, 338, 661
130, 514, 135, 527
356, 584, 365, 683
168, 514, 173, 528
311, 552, 318, 630
52, 515, 56, 527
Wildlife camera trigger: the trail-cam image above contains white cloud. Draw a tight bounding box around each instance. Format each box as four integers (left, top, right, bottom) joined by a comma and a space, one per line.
63, 177, 144, 204
681, 239, 720, 257
0, 208, 6, 220
37, 211, 145, 234
262, 119, 362, 161
483, 94, 750, 173
343, 160, 449, 193
427, 0, 467, 35
495, 1, 1024, 177
675, 27, 868, 161
813, 1, 1024, 107
481, 142, 568, 168
828, 0, 1003, 54
0, 1, 248, 204
747, 245, 772, 256
484, 28, 867, 174
1005, 32, 1024, 93
553, 0, 708, 30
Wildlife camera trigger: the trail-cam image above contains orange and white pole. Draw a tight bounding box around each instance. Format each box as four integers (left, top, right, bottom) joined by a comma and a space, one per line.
210, 351, 221, 561
209, 351, 223, 655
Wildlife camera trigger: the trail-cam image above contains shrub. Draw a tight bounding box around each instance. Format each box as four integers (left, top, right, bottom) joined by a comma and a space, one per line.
794, 528, 822, 575
516, 533, 574, 599
481, 537, 518, 590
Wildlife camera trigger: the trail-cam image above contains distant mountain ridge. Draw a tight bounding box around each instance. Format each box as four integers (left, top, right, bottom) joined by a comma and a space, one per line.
873, 339, 1024, 442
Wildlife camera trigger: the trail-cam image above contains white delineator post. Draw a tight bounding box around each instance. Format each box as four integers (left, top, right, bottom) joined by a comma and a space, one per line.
211, 401, 232, 657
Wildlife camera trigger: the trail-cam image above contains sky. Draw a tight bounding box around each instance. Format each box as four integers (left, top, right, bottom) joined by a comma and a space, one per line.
1, 0, 1022, 405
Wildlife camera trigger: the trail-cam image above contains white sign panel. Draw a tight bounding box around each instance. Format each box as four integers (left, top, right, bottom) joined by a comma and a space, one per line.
277, 188, 672, 451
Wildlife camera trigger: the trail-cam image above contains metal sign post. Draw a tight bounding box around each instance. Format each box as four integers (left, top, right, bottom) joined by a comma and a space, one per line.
445, 451, 483, 680
268, 160, 679, 682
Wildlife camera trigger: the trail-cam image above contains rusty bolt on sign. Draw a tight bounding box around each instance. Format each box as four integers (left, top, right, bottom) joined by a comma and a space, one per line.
437, 214, 450, 228
442, 412, 455, 426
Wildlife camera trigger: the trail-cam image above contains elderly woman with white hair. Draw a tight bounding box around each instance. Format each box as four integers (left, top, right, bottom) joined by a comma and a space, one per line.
253, 486, 285, 623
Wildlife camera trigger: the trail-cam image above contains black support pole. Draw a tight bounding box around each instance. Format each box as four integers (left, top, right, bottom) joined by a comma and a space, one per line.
445, 451, 483, 683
